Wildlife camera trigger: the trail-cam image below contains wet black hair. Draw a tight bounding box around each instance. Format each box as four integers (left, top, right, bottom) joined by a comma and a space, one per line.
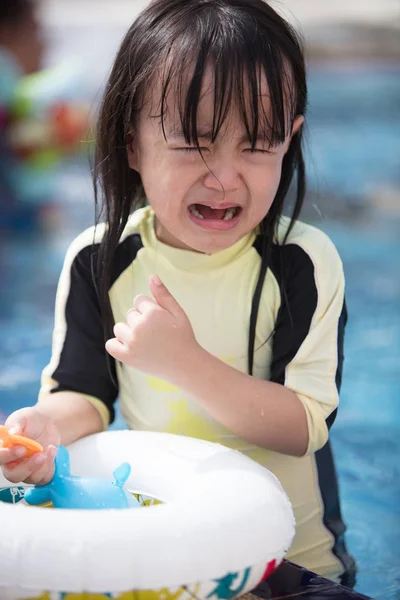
93, 0, 307, 376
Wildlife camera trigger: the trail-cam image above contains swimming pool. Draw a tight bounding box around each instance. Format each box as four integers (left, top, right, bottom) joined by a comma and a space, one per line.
0, 66, 399, 599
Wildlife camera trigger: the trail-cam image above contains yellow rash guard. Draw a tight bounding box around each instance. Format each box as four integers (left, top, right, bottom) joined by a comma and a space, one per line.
40, 206, 355, 584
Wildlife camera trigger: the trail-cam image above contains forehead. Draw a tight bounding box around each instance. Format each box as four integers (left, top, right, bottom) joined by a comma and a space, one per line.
144, 64, 272, 124
137, 55, 295, 147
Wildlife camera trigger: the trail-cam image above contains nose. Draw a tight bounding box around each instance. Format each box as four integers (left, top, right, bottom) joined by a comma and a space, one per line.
203, 159, 240, 193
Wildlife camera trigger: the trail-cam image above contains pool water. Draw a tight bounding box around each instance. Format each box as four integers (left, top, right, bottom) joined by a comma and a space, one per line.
0, 66, 399, 599
323, 219, 400, 600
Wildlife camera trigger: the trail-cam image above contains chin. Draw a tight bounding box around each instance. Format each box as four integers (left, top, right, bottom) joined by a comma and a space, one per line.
191, 233, 241, 255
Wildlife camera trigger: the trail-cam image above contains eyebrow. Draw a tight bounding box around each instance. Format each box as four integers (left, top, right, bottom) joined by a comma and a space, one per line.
165, 126, 276, 144
165, 126, 213, 140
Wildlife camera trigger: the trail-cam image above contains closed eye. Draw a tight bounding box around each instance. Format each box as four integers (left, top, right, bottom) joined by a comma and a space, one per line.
243, 148, 275, 155
175, 147, 209, 153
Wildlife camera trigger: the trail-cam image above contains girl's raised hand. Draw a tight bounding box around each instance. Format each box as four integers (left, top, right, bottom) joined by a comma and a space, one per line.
106, 275, 200, 384
0, 407, 60, 485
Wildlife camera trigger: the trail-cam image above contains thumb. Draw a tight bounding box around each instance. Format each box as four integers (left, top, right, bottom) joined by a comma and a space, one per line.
5, 413, 27, 436
5, 407, 42, 440
150, 275, 183, 317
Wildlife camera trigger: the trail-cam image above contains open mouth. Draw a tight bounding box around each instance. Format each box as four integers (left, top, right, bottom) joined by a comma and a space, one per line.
188, 204, 242, 221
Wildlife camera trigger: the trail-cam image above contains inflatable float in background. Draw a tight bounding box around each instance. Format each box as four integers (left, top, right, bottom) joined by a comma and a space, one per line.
0, 431, 295, 600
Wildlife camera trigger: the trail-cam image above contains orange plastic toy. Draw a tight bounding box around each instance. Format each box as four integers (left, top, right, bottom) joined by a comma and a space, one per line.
0, 426, 43, 458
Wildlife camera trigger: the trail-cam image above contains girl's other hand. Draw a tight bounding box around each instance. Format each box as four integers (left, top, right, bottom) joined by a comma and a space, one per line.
0, 407, 60, 485
106, 275, 200, 384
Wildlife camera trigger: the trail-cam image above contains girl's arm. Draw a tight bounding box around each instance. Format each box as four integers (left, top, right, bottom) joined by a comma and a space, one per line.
36, 392, 105, 446
31, 227, 119, 451
172, 348, 309, 456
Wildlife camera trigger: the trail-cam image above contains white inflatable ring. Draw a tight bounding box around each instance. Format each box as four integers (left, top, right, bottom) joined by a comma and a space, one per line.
0, 431, 295, 600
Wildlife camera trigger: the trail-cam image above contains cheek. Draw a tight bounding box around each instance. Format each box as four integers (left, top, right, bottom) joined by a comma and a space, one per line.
139, 154, 196, 212
269, 161, 285, 193
252, 160, 284, 204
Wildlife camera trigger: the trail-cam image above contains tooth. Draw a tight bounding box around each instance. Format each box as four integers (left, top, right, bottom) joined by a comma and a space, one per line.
189, 205, 204, 219
223, 208, 236, 221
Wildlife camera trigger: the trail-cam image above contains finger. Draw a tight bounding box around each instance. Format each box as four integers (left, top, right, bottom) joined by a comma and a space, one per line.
105, 338, 130, 362
5, 413, 27, 435
3, 452, 47, 484
113, 322, 132, 345
126, 307, 141, 329
0, 445, 27, 466
6, 408, 45, 441
25, 446, 57, 486
150, 275, 183, 316
133, 294, 157, 314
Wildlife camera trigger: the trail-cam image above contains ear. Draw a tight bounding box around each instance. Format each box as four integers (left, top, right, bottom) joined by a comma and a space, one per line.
127, 132, 139, 171
283, 115, 304, 155
291, 114, 304, 137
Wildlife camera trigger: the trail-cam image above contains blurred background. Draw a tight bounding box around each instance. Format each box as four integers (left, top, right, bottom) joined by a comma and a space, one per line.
0, 1, 399, 598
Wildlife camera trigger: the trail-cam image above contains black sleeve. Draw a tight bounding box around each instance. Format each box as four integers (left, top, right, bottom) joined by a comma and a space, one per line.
43, 242, 118, 424
269, 243, 347, 431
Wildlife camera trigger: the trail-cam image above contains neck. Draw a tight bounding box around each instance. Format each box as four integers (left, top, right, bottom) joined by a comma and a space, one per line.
154, 216, 204, 253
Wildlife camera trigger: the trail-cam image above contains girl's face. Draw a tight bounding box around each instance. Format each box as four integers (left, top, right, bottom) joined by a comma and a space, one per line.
128, 71, 303, 254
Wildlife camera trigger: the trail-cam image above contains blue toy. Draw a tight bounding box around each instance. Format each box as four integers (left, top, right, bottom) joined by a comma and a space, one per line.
23, 446, 141, 509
